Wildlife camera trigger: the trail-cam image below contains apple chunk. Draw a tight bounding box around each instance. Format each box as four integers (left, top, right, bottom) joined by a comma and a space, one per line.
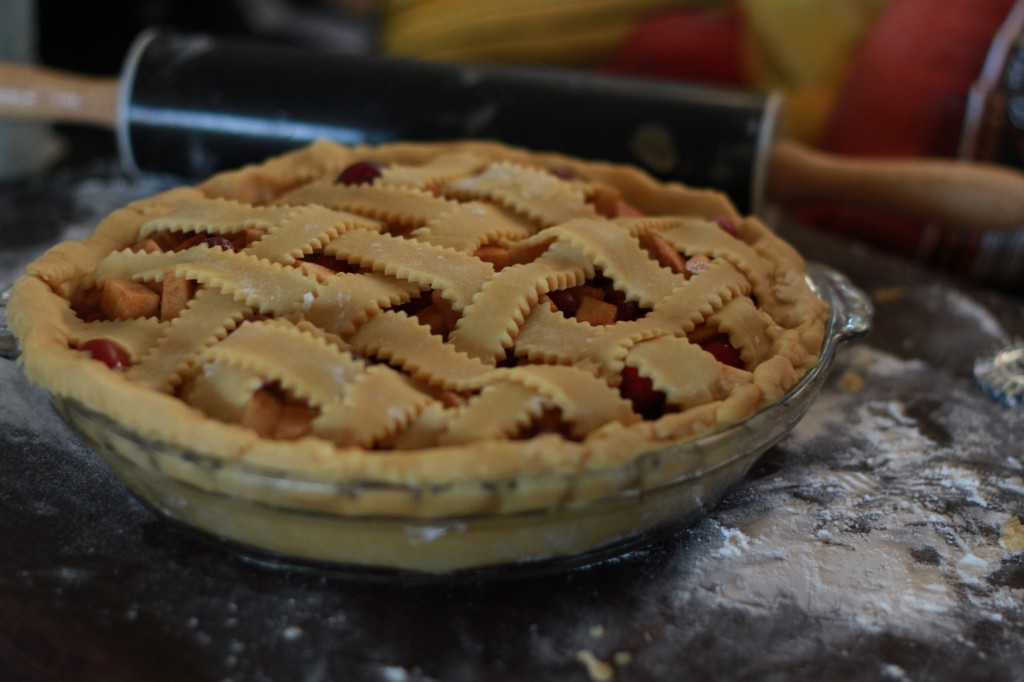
160, 269, 195, 321
100, 278, 160, 320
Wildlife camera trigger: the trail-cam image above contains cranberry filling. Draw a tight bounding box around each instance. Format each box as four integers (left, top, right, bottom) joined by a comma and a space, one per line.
714, 217, 739, 239
617, 301, 643, 321
516, 408, 574, 440
547, 273, 647, 324
384, 222, 415, 238
336, 161, 383, 185
546, 289, 578, 317
700, 335, 743, 368
497, 347, 519, 368
603, 288, 643, 322
547, 166, 578, 181
80, 338, 130, 370
202, 236, 237, 252
397, 291, 434, 316
397, 291, 461, 341
619, 366, 666, 420
301, 253, 360, 273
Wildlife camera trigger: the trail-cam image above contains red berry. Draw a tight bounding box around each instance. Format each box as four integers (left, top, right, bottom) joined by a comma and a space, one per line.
498, 348, 519, 367
337, 161, 383, 185
202, 236, 236, 252
615, 300, 642, 322
80, 338, 130, 370
399, 291, 434, 315
701, 336, 743, 368
619, 366, 666, 420
604, 288, 625, 306
302, 254, 358, 273
603, 288, 646, 321
547, 289, 578, 316
713, 217, 739, 238
548, 166, 578, 180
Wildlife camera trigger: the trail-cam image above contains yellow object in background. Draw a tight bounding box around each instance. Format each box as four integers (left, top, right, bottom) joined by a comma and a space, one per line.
739, 0, 890, 141
382, 0, 727, 67
380, 0, 890, 143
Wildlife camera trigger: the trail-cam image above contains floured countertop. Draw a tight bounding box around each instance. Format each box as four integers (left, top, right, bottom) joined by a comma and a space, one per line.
1, 163, 1022, 682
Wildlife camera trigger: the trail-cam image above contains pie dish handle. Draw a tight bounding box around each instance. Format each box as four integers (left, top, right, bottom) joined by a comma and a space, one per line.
806, 262, 873, 344
0, 284, 19, 361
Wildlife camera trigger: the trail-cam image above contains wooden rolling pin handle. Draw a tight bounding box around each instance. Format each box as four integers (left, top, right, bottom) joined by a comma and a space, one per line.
0, 62, 117, 128
769, 139, 1024, 232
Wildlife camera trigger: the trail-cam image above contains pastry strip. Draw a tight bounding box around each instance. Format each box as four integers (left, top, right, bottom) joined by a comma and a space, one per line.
66, 315, 166, 362
706, 296, 777, 368
305, 272, 419, 337
411, 202, 534, 253
514, 303, 600, 364
244, 205, 381, 264
379, 151, 486, 188
313, 365, 432, 447
543, 219, 680, 307
626, 336, 751, 410
659, 220, 771, 303
183, 360, 265, 422
439, 383, 543, 445
277, 182, 456, 229
443, 161, 597, 226
127, 288, 249, 392
325, 229, 493, 311
92, 247, 320, 316
347, 311, 492, 389
578, 260, 749, 371
483, 365, 639, 437
139, 198, 294, 238
449, 243, 590, 362
198, 321, 364, 406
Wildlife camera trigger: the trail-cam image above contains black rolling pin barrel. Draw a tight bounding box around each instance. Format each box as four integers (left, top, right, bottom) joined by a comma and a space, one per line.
122, 32, 778, 213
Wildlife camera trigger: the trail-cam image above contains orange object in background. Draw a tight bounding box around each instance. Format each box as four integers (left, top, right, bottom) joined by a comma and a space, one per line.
612, 0, 1024, 285
822, 0, 1017, 159
806, 0, 1018, 274
610, 1, 889, 145
382, 0, 1024, 287
608, 6, 745, 86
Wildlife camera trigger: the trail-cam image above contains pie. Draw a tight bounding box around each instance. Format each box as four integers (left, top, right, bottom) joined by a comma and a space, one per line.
8, 140, 827, 522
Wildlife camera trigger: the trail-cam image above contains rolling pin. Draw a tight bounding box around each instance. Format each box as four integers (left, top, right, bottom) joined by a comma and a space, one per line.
3, 29, 1024, 230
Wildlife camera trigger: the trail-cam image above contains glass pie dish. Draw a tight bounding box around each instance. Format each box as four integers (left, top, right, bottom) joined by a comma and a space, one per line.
1, 263, 870, 579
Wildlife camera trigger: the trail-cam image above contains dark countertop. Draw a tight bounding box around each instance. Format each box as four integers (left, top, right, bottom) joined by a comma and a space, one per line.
2, 158, 1023, 682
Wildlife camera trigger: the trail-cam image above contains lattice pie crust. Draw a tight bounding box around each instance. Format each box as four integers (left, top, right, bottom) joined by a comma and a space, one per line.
9, 140, 826, 513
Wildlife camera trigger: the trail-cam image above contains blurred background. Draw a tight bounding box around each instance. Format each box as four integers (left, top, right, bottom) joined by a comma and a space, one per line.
14, 0, 1024, 284
33, 0, 1018, 152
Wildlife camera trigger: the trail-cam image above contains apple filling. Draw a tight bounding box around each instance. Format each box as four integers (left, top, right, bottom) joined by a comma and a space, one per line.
541, 271, 648, 325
